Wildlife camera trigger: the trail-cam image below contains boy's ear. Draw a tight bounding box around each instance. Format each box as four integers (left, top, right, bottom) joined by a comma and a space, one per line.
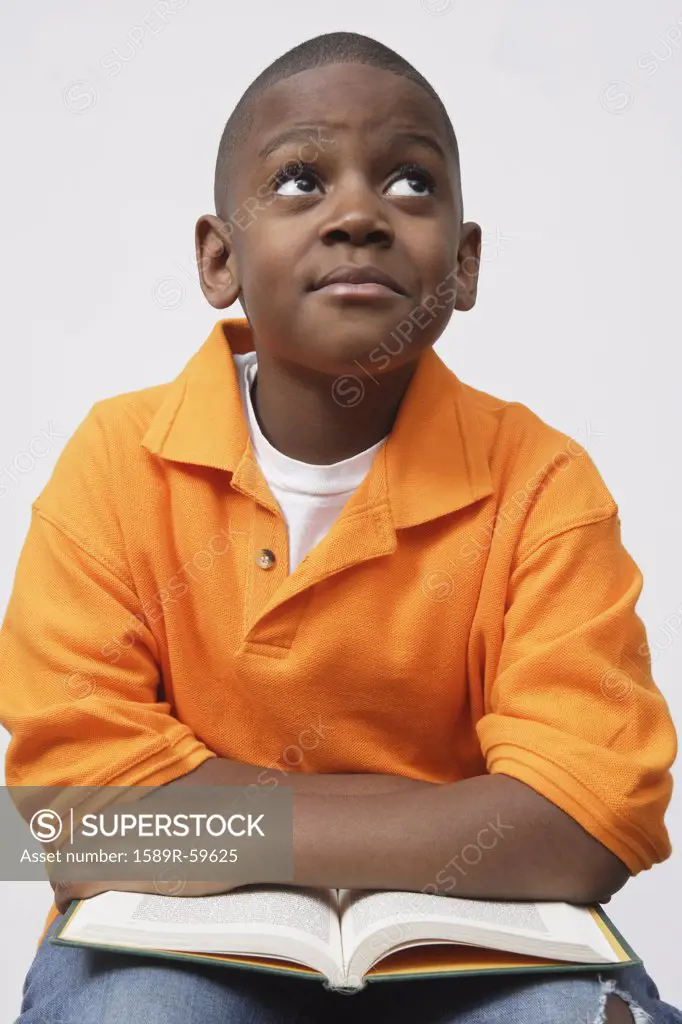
195, 215, 241, 309
454, 221, 482, 312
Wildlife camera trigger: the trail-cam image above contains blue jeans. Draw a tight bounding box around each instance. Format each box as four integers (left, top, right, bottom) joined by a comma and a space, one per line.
17, 916, 682, 1023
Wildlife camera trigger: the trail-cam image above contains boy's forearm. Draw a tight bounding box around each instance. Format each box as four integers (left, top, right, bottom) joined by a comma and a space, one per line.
289, 772, 630, 904
167, 761, 629, 903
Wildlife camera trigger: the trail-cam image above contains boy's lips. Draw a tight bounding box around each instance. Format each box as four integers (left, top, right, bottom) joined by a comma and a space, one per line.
310, 264, 407, 297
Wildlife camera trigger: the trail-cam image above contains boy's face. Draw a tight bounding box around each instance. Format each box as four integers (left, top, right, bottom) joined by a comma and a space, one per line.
197, 63, 481, 377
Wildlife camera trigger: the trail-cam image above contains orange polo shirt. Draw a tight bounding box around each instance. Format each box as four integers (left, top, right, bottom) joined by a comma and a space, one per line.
0, 318, 675, 947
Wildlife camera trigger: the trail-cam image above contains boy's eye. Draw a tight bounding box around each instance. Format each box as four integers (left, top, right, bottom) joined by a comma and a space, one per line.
272, 162, 321, 196
270, 161, 436, 198
385, 164, 436, 198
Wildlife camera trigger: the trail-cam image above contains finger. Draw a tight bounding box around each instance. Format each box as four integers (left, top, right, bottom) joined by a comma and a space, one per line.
53, 879, 102, 912
53, 880, 74, 914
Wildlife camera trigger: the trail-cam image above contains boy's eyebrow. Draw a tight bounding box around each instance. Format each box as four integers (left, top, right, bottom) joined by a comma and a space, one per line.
389, 131, 447, 162
258, 126, 328, 161
258, 125, 448, 163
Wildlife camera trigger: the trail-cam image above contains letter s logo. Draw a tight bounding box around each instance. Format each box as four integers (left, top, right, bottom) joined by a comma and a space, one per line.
30, 809, 63, 842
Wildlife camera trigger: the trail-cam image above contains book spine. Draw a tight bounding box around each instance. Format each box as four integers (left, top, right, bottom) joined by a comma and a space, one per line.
322, 974, 367, 994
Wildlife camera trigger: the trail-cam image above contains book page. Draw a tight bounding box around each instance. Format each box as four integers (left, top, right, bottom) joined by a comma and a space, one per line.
60, 885, 345, 980
338, 891, 618, 973
342, 890, 551, 941
130, 885, 334, 942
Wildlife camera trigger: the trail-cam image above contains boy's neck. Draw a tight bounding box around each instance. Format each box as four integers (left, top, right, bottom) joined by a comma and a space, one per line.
249, 353, 419, 465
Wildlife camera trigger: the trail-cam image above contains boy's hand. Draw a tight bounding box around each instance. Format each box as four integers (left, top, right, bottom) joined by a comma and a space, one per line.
50, 876, 247, 915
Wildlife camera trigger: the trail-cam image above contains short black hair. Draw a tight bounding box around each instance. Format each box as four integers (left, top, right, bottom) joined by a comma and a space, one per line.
214, 31, 460, 215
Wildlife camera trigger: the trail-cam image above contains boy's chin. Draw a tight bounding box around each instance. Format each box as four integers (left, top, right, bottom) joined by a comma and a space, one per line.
302, 338, 412, 376
259, 312, 432, 376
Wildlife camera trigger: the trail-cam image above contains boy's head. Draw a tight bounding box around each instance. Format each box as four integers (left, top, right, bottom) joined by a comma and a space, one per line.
196, 32, 481, 380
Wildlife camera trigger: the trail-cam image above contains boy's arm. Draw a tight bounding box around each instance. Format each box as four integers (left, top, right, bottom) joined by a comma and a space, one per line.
0, 462, 217, 826
167, 512, 675, 904
289, 771, 631, 903
165, 759, 629, 903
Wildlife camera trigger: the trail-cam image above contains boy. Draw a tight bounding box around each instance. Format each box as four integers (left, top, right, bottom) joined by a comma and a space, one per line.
2, 30, 680, 1024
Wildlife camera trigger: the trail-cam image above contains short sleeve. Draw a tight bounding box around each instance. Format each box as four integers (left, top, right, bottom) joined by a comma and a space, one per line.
476, 512, 676, 874
0, 507, 216, 795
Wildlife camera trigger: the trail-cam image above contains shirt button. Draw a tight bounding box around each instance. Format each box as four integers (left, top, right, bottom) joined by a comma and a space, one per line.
256, 548, 276, 570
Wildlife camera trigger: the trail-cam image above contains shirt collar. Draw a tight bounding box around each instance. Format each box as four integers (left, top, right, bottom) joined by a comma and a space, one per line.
140, 318, 493, 529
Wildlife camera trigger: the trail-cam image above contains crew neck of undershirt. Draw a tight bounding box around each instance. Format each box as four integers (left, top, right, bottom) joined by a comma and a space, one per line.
234, 351, 387, 497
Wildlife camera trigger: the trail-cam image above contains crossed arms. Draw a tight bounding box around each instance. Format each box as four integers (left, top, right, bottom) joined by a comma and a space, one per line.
52, 755, 630, 913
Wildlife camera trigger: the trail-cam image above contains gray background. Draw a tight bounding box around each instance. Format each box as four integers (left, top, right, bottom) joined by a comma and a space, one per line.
1, 0, 681, 1018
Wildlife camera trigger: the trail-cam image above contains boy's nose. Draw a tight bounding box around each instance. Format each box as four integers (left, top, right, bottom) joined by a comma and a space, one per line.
318, 182, 394, 247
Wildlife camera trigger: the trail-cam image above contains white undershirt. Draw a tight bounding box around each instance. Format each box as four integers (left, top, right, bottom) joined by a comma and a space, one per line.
234, 351, 387, 574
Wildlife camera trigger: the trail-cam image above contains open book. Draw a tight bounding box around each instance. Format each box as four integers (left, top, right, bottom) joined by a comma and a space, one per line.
51, 885, 638, 993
